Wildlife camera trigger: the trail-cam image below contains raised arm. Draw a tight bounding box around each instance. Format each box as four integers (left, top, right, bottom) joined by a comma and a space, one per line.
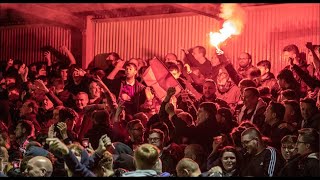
107, 59, 126, 80
216, 50, 243, 86
34, 79, 64, 106
290, 58, 320, 89
47, 137, 96, 177
60, 45, 76, 65
93, 75, 117, 112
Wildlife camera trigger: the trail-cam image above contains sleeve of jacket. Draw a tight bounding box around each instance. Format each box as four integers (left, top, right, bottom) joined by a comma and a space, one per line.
184, 53, 201, 67
46, 90, 64, 107
87, 152, 102, 170
224, 63, 243, 86
63, 150, 96, 177
292, 64, 320, 90
158, 98, 170, 122
264, 147, 284, 177
171, 114, 189, 137
305, 158, 320, 177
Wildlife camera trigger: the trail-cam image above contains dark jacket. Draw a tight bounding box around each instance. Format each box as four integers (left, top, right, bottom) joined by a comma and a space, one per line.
262, 121, 292, 151
291, 64, 320, 90
279, 152, 319, 177
237, 98, 267, 130
302, 112, 320, 131
240, 146, 285, 177
195, 95, 230, 109
285, 63, 312, 98
65, 75, 92, 96
183, 52, 214, 78
171, 114, 219, 154
237, 64, 256, 79
63, 150, 96, 177
105, 77, 146, 115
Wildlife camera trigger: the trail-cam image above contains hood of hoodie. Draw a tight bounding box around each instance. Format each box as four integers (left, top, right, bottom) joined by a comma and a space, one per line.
112, 142, 133, 155
25, 145, 49, 157
121, 170, 158, 177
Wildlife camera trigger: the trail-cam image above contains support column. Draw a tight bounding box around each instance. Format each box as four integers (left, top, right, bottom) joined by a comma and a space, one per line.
82, 15, 95, 69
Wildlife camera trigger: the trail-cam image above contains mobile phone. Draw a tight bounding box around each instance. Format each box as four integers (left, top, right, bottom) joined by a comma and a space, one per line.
82, 138, 89, 148
12, 160, 21, 169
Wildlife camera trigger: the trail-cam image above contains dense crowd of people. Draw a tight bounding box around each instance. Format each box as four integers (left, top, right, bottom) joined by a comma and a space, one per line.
0, 42, 319, 177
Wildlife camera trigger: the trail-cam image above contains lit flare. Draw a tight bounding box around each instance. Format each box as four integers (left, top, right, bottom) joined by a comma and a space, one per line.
209, 20, 238, 51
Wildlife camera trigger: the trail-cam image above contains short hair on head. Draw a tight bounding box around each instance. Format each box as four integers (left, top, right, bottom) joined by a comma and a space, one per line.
193, 46, 207, 56
76, 92, 89, 99
134, 144, 160, 169
283, 44, 300, 55
249, 68, 261, 78
108, 52, 120, 60
51, 78, 64, 87
177, 112, 194, 126
184, 144, 206, 163
241, 127, 262, 141
204, 78, 217, 88
126, 119, 142, 130
269, 101, 286, 120
277, 69, 295, 82
217, 108, 233, 122
239, 78, 257, 88
133, 112, 148, 126
150, 122, 170, 141
257, 60, 271, 70
176, 158, 200, 174
259, 87, 270, 97
59, 107, 78, 123
298, 128, 319, 152
300, 97, 317, 109
166, 53, 178, 60
281, 135, 298, 144
199, 102, 217, 119
24, 99, 39, 114
239, 120, 258, 129
281, 89, 297, 100
17, 120, 35, 138
91, 110, 110, 126
244, 87, 260, 97
167, 62, 180, 72
148, 128, 164, 142
194, 46, 206, 56
283, 100, 301, 112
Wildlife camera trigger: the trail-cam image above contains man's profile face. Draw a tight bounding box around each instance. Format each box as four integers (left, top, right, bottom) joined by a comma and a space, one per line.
241, 134, 257, 155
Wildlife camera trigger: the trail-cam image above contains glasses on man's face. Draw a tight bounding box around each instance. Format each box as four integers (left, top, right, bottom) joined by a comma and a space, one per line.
296, 141, 307, 145
148, 137, 161, 142
241, 138, 255, 146
238, 57, 248, 60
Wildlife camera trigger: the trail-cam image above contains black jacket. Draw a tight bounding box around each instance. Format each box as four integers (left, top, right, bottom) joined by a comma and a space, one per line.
279, 152, 319, 177
240, 147, 285, 177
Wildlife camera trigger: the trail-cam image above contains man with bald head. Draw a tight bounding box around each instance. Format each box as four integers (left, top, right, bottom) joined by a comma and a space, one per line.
176, 158, 201, 177
240, 127, 284, 177
24, 156, 53, 177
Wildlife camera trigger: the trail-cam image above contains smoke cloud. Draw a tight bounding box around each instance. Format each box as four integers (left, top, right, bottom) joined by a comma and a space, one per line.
218, 3, 247, 35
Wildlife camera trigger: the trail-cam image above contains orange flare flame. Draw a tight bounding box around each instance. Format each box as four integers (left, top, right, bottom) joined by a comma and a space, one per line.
209, 20, 238, 51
